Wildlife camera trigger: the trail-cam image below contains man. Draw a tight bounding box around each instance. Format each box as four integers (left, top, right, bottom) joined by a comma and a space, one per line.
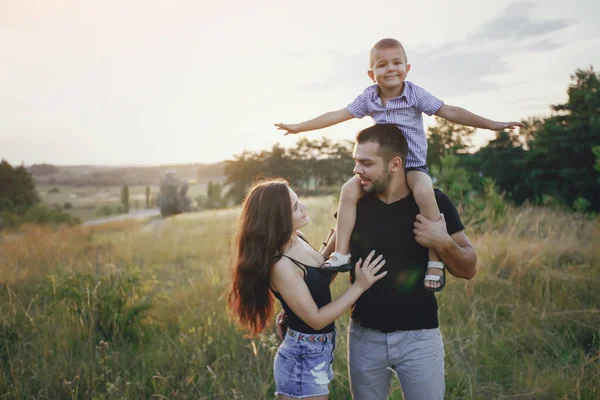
277, 123, 477, 399
346, 123, 477, 400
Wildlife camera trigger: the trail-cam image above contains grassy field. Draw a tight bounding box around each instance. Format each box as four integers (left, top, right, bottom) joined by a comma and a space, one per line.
1, 197, 599, 399
37, 183, 211, 221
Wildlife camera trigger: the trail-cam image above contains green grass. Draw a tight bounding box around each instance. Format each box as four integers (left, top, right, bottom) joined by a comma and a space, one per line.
1, 198, 599, 399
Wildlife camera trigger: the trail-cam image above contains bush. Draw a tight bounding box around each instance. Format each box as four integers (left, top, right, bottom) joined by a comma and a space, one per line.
431, 153, 472, 206
63, 202, 73, 210
48, 187, 60, 194
23, 205, 80, 226
573, 197, 591, 213
37, 268, 153, 343
463, 178, 510, 231
0, 211, 21, 229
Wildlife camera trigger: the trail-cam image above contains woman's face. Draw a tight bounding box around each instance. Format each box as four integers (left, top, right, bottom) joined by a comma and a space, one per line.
288, 187, 309, 231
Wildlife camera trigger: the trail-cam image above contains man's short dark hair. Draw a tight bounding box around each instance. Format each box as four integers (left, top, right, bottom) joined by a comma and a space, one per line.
356, 124, 409, 166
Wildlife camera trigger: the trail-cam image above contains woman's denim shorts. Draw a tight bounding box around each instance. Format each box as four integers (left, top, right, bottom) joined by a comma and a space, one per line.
273, 328, 336, 399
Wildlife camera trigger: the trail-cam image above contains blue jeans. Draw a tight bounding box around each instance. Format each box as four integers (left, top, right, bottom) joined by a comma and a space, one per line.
274, 328, 336, 399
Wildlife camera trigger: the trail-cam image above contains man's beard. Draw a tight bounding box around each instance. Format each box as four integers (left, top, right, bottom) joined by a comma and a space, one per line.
365, 172, 392, 193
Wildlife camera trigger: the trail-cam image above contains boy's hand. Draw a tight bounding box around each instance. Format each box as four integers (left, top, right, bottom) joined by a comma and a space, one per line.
489, 121, 525, 131
275, 122, 302, 135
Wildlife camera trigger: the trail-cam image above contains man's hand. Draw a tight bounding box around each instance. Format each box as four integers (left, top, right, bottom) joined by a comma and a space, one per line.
275, 310, 288, 340
275, 122, 301, 135
489, 121, 525, 131
413, 214, 453, 252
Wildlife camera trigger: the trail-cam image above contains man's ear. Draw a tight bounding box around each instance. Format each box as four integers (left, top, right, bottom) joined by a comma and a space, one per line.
367, 70, 375, 82
390, 156, 403, 172
406, 64, 411, 74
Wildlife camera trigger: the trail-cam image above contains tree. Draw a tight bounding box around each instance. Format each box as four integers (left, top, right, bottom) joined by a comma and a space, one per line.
224, 149, 272, 204
525, 67, 600, 210
120, 184, 130, 213
594, 146, 600, 182
426, 117, 476, 169
157, 171, 191, 217
145, 186, 151, 209
430, 153, 473, 205
224, 138, 354, 204
0, 160, 40, 214
197, 181, 227, 210
464, 130, 533, 204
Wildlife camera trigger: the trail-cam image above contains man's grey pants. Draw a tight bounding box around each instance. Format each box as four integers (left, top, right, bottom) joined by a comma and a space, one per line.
348, 320, 445, 400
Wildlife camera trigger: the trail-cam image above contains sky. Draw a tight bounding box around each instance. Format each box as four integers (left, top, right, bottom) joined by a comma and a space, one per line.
1, 0, 599, 166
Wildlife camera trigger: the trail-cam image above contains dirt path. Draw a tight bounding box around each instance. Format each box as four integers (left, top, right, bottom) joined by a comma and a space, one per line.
81, 208, 161, 226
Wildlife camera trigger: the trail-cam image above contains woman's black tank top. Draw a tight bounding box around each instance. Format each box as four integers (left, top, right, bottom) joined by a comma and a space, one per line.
272, 254, 335, 334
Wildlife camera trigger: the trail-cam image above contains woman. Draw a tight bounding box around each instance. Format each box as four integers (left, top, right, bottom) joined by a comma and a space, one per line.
229, 178, 387, 399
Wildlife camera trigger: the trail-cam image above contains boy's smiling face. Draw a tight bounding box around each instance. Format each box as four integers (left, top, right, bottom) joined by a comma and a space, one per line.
368, 47, 411, 92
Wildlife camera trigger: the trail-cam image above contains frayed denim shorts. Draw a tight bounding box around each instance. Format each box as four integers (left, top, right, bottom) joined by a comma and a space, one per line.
274, 328, 336, 399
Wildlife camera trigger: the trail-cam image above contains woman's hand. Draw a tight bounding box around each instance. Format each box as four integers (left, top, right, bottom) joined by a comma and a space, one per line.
354, 250, 387, 291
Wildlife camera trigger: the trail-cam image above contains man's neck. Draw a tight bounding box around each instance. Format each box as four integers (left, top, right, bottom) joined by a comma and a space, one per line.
375, 179, 411, 204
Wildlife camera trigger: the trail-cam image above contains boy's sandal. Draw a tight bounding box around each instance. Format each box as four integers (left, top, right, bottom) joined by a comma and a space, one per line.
320, 252, 353, 273
424, 261, 445, 292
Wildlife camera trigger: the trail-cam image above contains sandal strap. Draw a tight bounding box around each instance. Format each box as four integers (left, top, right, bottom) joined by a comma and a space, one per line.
427, 261, 445, 270
424, 274, 443, 282
324, 252, 351, 267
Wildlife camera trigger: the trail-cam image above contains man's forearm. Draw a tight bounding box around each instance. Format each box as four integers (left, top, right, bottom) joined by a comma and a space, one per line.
435, 238, 477, 280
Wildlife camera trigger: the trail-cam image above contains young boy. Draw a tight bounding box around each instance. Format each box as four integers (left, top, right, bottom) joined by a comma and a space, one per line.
275, 38, 523, 291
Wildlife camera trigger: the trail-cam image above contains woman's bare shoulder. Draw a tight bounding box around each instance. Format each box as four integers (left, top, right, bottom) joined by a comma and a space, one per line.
270, 254, 304, 291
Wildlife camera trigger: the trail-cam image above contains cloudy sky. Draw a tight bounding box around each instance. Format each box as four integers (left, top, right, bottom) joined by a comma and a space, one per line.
1, 0, 599, 166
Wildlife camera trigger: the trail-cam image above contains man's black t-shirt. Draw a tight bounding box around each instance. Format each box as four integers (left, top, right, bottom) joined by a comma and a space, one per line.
349, 189, 464, 332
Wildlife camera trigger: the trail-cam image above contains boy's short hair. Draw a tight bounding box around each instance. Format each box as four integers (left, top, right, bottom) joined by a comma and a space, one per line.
369, 38, 408, 68
356, 124, 409, 167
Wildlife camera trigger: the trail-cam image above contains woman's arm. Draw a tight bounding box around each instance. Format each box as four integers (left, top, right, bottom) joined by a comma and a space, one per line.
270, 251, 386, 331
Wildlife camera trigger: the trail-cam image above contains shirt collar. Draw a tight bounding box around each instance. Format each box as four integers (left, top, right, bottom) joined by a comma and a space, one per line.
373, 81, 412, 105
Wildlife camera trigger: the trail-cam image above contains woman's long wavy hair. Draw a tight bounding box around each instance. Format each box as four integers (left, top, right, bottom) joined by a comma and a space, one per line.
228, 179, 294, 336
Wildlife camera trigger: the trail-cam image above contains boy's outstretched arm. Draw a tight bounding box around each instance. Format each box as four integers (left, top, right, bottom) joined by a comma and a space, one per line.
436, 104, 525, 131
275, 108, 354, 135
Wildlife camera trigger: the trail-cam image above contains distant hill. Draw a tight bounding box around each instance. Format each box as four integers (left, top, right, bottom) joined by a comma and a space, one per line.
28, 162, 226, 187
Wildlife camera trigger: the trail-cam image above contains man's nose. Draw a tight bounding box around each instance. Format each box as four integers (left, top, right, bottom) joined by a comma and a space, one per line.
353, 164, 361, 175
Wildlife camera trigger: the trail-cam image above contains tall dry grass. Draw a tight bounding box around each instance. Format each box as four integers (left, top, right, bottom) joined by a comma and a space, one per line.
0, 197, 598, 399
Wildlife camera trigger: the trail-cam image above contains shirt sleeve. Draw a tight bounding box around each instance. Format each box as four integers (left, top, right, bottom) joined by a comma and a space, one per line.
434, 190, 464, 235
412, 83, 444, 116
347, 90, 370, 119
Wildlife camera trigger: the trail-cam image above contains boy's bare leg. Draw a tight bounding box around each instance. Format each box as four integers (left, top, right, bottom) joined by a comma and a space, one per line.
406, 170, 442, 289
322, 176, 362, 271
335, 176, 362, 254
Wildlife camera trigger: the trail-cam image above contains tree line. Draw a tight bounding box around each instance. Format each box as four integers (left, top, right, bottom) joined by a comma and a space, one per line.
1, 67, 598, 228
223, 67, 600, 212
224, 137, 355, 204
0, 161, 79, 228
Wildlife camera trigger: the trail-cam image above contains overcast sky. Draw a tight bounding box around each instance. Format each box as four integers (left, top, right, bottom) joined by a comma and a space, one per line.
1, 0, 599, 166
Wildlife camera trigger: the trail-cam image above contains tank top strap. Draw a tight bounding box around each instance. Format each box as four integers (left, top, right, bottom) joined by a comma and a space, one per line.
280, 254, 309, 276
